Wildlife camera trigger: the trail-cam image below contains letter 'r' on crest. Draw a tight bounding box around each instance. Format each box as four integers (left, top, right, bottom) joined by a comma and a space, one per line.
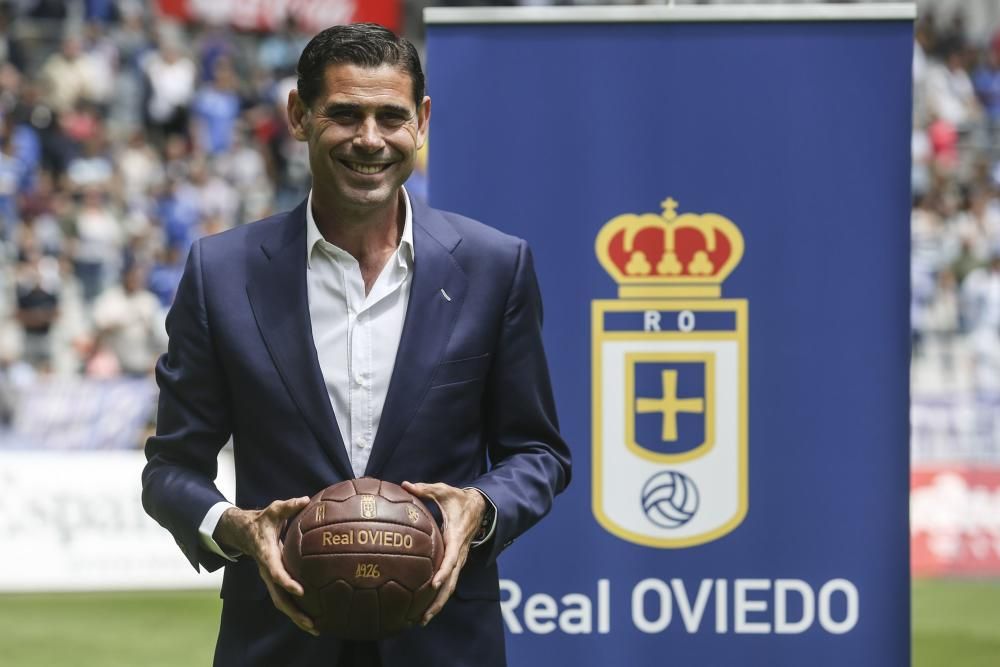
592, 196, 748, 549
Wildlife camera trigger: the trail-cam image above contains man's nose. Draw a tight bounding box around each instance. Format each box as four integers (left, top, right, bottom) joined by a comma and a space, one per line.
353, 117, 384, 152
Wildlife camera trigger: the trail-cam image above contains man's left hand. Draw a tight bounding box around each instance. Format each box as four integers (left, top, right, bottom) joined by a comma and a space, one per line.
401, 481, 486, 625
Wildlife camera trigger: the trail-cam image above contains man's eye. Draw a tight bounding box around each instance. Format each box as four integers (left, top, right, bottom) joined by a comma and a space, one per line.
330, 111, 356, 122
380, 114, 407, 126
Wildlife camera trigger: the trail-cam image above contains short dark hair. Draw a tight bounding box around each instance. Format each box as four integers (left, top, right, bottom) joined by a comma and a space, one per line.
296, 23, 425, 110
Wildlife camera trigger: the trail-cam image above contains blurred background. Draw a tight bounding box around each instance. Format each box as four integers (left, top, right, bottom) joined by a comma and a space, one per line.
0, 0, 996, 665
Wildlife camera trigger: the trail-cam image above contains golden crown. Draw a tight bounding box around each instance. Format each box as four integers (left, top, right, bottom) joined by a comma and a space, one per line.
595, 197, 744, 299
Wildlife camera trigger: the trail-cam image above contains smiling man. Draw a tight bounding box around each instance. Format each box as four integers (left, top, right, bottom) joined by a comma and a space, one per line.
141, 23, 571, 667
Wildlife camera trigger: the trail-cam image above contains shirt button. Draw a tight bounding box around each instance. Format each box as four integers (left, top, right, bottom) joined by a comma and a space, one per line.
355, 437, 366, 448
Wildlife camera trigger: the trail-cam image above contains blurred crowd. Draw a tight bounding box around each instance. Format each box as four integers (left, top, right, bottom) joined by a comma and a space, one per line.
912, 10, 1000, 394
0, 1, 330, 416
1, 1, 999, 431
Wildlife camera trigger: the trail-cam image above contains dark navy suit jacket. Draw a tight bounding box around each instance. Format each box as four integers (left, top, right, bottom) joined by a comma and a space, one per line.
141, 197, 572, 667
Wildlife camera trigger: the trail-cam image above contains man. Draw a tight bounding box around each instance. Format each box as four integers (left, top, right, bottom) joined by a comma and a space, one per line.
142, 23, 571, 667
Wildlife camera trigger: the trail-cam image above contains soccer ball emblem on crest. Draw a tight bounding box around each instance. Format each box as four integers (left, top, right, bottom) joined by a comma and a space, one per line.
641, 471, 699, 528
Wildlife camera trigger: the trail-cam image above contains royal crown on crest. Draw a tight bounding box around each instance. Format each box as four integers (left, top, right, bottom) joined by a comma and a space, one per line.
595, 197, 744, 299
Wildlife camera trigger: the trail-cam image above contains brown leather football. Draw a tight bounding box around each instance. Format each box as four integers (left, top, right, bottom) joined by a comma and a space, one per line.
281, 478, 444, 639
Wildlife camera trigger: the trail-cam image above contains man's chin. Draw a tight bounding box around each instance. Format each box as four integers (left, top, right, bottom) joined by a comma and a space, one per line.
332, 184, 399, 212
314, 171, 411, 213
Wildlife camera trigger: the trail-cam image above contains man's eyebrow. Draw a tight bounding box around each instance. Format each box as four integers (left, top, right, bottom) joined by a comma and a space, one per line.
321, 102, 412, 116
378, 104, 413, 116
321, 102, 361, 115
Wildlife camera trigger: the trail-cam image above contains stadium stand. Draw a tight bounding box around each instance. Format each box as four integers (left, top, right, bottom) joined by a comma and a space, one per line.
909, 6, 1000, 458
0, 1, 320, 444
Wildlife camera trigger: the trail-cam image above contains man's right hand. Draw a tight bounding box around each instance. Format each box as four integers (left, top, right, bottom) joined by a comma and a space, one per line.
214, 497, 319, 637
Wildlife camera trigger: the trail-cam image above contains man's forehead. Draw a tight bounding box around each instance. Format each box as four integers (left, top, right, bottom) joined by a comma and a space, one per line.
318, 63, 413, 101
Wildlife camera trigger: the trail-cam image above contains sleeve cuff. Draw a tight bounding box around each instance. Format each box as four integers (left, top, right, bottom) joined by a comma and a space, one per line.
199, 501, 241, 561
464, 487, 497, 548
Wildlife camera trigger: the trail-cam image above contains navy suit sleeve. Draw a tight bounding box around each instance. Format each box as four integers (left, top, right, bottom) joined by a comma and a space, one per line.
142, 240, 233, 572
469, 240, 572, 565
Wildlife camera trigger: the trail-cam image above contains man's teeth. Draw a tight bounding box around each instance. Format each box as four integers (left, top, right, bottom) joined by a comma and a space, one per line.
347, 162, 388, 174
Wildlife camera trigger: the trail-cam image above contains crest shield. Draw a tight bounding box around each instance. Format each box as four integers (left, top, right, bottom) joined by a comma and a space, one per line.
592, 198, 748, 548
360, 495, 377, 520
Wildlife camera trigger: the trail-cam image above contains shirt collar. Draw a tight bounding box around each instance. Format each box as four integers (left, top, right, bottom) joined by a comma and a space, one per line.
305, 187, 415, 269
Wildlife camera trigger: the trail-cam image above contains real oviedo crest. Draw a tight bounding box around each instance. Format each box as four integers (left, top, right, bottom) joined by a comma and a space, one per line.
592, 197, 748, 548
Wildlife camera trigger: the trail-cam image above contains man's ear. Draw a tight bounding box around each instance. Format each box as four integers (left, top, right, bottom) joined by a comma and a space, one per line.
287, 89, 309, 142
416, 95, 431, 150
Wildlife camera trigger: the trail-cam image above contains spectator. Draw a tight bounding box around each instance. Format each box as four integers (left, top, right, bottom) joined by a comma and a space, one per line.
951, 236, 982, 295
142, 38, 196, 143
17, 196, 63, 259
156, 176, 199, 255
18, 83, 72, 178
147, 245, 185, 309
0, 121, 27, 243
40, 36, 98, 115
215, 126, 274, 221
109, 9, 153, 130
191, 57, 242, 156
962, 254, 1000, 332
14, 245, 60, 371
194, 25, 237, 85
0, 7, 27, 73
84, 0, 120, 24
80, 21, 118, 112
66, 130, 114, 192
924, 268, 961, 375
955, 189, 1000, 263
116, 128, 164, 205
91, 263, 165, 378
188, 157, 238, 230
912, 118, 932, 196
973, 49, 1000, 124
960, 254, 1000, 389
928, 112, 960, 171
926, 47, 981, 131
257, 18, 308, 73
71, 186, 123, 302
0, 356, 14, 427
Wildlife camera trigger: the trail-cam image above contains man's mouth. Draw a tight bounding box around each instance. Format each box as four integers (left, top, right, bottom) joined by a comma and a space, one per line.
341, 161, 391, 175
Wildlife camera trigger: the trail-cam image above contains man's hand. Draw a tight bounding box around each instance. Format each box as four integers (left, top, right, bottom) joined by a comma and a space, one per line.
214, 497, 319, 636
401, 481, 486, 626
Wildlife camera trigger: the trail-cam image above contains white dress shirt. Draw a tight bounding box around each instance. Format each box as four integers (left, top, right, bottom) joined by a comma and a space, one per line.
198, 189, 493, 559
306, 190, 415, 476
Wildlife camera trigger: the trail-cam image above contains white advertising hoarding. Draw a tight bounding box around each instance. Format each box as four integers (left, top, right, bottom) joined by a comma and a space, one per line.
0, 450, 235, 591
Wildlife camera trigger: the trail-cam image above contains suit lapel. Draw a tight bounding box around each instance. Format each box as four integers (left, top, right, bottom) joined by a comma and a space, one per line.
245, 201, 355, 481
365, 200, 467, 477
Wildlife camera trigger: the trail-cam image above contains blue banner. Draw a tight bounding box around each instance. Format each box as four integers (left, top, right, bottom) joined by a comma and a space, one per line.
427, 8, 912, 666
